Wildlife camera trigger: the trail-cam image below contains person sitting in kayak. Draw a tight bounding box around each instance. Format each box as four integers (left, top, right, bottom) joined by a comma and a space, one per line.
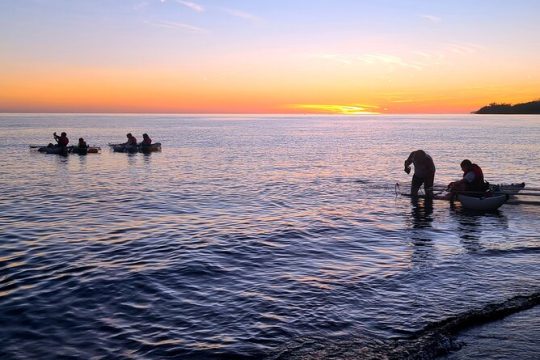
448, 159, 489, 194
141, 133, 152, 146
78, 138, 88, 149
53, 132, 69, 148
125, 133, 137, 146
404, 149, 436, 197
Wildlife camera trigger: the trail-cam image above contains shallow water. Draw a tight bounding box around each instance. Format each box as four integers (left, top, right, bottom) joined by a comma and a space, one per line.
0, 114, 539, 359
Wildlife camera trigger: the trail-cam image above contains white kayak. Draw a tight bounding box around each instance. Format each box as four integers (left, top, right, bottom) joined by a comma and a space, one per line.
457, 194, 508, 211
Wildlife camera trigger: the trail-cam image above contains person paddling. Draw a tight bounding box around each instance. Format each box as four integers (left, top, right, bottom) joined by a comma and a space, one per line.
404, 149, 436, 197
53, 132, 69, 148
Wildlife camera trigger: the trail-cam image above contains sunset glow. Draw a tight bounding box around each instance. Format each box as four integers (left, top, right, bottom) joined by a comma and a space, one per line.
1, 0, 539, 114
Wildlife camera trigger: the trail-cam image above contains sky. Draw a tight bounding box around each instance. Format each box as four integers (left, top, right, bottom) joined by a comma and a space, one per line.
0, 0, 539, 114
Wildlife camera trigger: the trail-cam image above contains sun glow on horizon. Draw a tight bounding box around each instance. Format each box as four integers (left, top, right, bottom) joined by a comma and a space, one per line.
0, 1, 539, 114
290, 104, 380, 115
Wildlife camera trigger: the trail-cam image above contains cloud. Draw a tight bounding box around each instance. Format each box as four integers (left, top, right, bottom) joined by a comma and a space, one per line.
134, 2, 150, 11
314, 53, 424, 70
357, 54, 423, 70
145, 20, 208, 33
221, 8, 262, 24
419, 14, 442, 23
444, 42, 485, 55
175, 0, 204, 12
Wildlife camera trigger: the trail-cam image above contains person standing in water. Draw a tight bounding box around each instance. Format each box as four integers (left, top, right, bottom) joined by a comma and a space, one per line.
404, 150, 436, 197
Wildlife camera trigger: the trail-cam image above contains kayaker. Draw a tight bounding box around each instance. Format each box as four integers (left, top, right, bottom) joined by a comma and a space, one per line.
141, 133, 152, 146
78, 138, 88, 148
404, 149, 436, 197
448, 159, 489, 193
53, 132, 69, 148
125, 133, 137, 146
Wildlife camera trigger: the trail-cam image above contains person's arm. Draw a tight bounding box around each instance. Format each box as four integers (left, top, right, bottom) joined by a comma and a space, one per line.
463, 171, 475, 183
404, 151, 415, 173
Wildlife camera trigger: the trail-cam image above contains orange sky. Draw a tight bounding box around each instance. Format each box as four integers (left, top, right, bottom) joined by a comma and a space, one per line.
1, 1, 539, 114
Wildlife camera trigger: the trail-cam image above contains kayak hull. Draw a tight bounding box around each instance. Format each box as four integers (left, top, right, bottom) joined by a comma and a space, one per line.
112, 143, 162, 153
34, 145, 101, 154
458, 194, 508, 211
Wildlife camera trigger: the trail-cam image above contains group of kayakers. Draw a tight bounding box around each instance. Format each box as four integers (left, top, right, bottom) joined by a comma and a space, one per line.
404, 149, 488, 198
125, 133, 152, 147
48, 131, 153, 149
47, 132, 87, 151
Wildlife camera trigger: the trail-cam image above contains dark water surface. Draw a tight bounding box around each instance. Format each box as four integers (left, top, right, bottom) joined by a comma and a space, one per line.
0, 114, 539, 359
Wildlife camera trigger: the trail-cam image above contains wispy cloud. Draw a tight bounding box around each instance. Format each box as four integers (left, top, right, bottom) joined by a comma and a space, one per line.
145, 20, 208, 33
314, 53, 424, 70
175, 0, 204, 12
134, 2, 150, 11
444, 42, 485, 55
419, 14, 442, 23
221, 8, 262, 24
357, 54, 423, 70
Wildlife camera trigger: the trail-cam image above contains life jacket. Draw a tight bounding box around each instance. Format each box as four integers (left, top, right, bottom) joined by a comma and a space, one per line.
464, 163, 485, 191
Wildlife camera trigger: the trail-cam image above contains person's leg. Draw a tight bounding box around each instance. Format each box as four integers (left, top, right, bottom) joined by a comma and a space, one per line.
424, 172, 435, 198
411, 175, 423, 196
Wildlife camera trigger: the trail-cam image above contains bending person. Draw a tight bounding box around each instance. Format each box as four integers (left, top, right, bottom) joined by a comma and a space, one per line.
404, 149, 436, 197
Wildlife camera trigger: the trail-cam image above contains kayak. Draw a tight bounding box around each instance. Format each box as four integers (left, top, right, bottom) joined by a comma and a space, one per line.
457, 194, 508, 211
32, 145, 101, 154
111, 143, 162, 153
490, 182, 525, 195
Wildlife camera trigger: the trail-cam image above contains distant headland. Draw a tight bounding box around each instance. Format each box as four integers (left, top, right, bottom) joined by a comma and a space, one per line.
474, 100, 540, 114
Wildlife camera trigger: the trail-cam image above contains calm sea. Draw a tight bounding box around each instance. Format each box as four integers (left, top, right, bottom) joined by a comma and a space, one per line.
0, 114, 539, 359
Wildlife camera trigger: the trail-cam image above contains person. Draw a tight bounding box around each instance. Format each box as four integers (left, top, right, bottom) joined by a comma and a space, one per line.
78, 137, 88, 149
53, 132, 69, 148
125, 133, 137, 146
75, 137, 88, 155
141, 133, 152, 146
404, 150, 436, 197
448, 159, 489, 194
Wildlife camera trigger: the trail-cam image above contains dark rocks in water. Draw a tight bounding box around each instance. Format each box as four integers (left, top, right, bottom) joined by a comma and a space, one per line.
269, 293, 540, 360
474, 100, 540, 114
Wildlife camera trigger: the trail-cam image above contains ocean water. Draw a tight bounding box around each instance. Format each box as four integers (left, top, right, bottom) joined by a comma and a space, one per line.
0, 114, 539, 359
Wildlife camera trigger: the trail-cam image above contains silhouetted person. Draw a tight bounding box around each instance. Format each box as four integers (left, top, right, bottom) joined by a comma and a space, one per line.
77, 137, 88, 155
78, 137, 88, 148
53, 132, 69, 148
404, 150, 436, 197
125, 133, 137, 146
448, 159, 489, 194
141, 133, 152, 146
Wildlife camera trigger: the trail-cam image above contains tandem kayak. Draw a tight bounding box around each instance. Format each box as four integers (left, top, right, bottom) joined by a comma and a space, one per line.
110, 143, 162, 153
31, 145, 101, 155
